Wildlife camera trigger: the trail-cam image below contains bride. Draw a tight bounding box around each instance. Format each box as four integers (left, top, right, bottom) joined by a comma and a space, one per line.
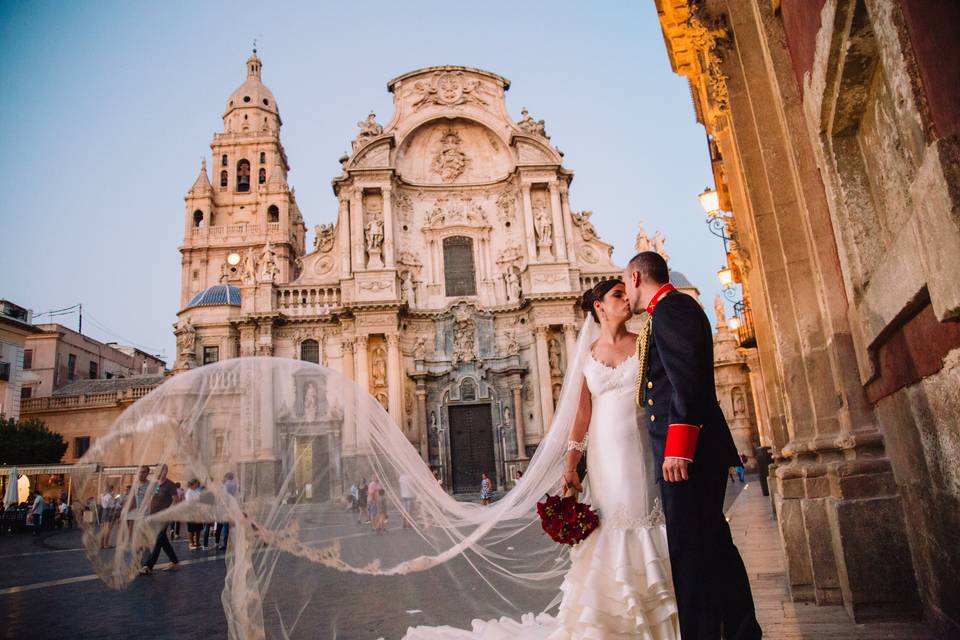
406, 279, 680, 639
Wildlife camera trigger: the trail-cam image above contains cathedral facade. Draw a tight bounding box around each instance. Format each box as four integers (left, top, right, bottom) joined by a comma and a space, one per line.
174, 55, 622, 492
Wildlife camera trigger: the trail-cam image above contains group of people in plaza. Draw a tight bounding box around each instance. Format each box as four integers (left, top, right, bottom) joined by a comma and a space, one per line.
348, 476, 389, 533
0, 488, 74, 534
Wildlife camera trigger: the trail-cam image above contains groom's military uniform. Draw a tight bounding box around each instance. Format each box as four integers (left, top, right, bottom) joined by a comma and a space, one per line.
638, 283, 762, 640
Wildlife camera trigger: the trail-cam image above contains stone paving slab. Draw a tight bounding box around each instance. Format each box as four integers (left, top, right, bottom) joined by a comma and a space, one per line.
727, 481, 937, 639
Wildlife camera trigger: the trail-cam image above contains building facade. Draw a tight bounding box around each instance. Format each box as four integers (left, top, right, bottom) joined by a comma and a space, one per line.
21, 323, 166, 400
0, 300, 42, 420
654, 0, 960, 634
174, 57, 629, 492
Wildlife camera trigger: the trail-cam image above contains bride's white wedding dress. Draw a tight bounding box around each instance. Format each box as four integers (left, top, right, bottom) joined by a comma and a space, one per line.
405, 354, 680, 640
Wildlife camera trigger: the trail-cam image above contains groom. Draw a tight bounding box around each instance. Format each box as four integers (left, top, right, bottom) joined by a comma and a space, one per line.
624, 251, 762, 640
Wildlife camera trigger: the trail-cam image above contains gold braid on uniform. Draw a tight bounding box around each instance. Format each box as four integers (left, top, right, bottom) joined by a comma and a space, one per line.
635, 313, 653, 406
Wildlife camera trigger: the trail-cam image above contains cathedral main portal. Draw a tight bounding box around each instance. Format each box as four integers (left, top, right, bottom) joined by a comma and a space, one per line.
448, 404, 495, 494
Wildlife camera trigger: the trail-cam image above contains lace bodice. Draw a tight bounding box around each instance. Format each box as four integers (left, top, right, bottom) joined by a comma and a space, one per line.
584, 353, 639, 397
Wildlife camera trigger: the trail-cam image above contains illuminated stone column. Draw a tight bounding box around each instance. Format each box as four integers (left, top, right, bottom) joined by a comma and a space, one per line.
382, 185, 395, 269
534, 326, 555, 433
354, 335, 369, 394
562, 323, 578, 368
350, 187, 364, 271
386, 333, 403, 424
548, 182, 567, 261
558, 183, 578, 267
512, 386, 527, 459
338, 195, 351, 274
416, 390, 429, 461
521, 184, 538, 262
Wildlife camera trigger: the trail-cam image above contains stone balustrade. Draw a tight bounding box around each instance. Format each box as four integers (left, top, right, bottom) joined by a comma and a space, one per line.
276, 285, 342, 317
21, 385, 160, 411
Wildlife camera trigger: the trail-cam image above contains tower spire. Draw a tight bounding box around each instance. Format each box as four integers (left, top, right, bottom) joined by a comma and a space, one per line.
246, 45, 262, 80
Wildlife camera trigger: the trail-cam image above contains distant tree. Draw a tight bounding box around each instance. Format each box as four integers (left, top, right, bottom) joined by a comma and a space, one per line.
0, 416, 67, 465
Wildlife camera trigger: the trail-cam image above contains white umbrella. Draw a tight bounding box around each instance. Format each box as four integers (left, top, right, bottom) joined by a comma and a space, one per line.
3, 467, 19, 508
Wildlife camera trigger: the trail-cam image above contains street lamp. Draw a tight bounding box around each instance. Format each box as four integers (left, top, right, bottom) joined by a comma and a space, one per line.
698, 187, 721, 218
227, 252, 241, 266
717, 266, 734, 288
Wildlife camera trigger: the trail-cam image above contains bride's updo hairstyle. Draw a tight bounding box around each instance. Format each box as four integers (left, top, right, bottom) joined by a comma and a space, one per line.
579, 278, 623, 323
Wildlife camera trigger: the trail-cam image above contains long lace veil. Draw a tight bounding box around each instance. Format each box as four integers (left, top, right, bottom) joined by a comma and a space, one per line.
76, 318, 602, 639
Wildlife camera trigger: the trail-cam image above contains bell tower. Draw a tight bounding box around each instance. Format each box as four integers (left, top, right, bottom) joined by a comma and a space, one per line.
179, 50, 306, 309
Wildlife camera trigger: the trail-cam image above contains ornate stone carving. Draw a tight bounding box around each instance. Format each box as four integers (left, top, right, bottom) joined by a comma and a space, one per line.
532, 193, 553, 255
504, 330, 520, 356
259, 242, 279, 282
534, 272, 565, 284
313, 223, 335, 253
452, 305, 476, 364
364, 214, 384, 268
353, 111, 383, 150
635, 222, 652, 253
715, 294, 727, 326
371, 345, 387, 387
398, 251, 423, 277
578, 245, 599, 264
314, 255, 334, 276
424, 197, 490, 229
395, 191, 414, 224
687, 10, 730, 124
358, 279, 391, 292
571, 210, 598, 241
413, 336, 428, 360
496, 186, 518, 224
412, 71, 487, 110
431, 128, 469, 182
242, 247, 258, 285
516, 107, 549, 138
176, 319, 196, 357
401, 271, 418, 307
652, 230, 670, 263
353, 144, 390, 168
218, 258, 231, 284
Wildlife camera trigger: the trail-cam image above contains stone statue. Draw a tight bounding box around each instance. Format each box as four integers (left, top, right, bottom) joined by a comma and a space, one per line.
548, 338, 562, 376
177, 319, 196, 357
402, 271, 417, 307
242, 247, 258, 285
259, 242, 280, 282
517, 108, 549, 138
431, 128, 469, 182
571, 210, 598, 241
372, 349, 387, 387
503, 406, 512, 427
430, 412, 438, 433
714, 294, 727, 326
413, 336, 427, 360
733, 388, 747, 416
303, 382, 318, 421
313, 223, 335, 253
364, 215, 384, 268
635, 222, 652, 253
219, 259, 231, 284
504, 330, 520, 356
356, 111, 383, 140
452, 309, 476, 364
652, 230, 669, 263
504, 267, 522, 302
534, 207, 553, 248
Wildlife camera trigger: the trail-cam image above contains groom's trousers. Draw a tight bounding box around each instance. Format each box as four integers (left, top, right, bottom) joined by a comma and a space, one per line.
660, 463, 762, 640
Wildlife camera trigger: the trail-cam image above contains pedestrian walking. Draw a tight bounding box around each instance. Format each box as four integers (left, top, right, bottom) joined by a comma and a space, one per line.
184, 479, 203, 550
139, 464, 179, 575
357, 477, 369, 524
218, 472, 238, 551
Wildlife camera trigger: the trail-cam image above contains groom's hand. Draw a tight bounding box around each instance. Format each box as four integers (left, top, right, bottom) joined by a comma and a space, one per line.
662, 458, 689, 482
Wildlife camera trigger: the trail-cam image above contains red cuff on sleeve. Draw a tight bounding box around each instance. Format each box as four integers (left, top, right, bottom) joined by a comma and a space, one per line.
664, 423, 700, 461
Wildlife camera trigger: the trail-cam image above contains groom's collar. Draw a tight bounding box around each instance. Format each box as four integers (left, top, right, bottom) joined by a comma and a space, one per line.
646, 283, 676, 315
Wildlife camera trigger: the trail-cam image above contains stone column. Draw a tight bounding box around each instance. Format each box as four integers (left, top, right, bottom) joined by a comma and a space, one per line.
338, 195, 351, 275
354, 335, 369, 394
534, 326, 555, 433
548, 182, 567, 262
416, 390, 429, 461
562, 323, 578, 369
512, 386, 527, 459
520, 184, 538, 263
558, 183, 578, 268
382, 185, 395, 269
341, 338, 355, 382
386, 333, 403, 424
350, 187, 364, 271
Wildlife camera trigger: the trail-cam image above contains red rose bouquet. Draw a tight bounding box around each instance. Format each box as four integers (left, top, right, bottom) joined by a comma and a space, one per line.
536, 493, 600, 546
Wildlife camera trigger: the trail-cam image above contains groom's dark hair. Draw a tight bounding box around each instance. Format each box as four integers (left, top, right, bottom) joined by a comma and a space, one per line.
627, 251, 669, 285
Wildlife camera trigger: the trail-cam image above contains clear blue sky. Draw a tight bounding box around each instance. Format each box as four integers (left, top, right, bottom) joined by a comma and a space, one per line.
0, 1, 729, 365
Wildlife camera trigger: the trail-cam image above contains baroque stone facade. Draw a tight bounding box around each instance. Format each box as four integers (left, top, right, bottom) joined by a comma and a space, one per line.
174, 59, 624, 492
655, 0, 960, 635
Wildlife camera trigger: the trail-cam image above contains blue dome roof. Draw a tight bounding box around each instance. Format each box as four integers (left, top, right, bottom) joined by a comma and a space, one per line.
669, 270, 696, 290
185, 284, 241, 309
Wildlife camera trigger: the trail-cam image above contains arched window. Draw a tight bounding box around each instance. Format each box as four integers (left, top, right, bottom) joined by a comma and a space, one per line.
236, 159, 251, 192
220, 170, 228, 187
443, 236, 477, 297
267, 205, 280, 223
300, 339, 319, 364
193, 209, 204, 228
259, 168, 266, 184
221, 154, 228, 167
259, 152, 266, 164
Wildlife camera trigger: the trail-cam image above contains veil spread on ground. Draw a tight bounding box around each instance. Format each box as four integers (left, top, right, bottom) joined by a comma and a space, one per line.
76, 319, 602, 639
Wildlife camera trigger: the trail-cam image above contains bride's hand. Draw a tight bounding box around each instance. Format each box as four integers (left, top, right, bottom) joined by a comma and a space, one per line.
561, 469, 582, 496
